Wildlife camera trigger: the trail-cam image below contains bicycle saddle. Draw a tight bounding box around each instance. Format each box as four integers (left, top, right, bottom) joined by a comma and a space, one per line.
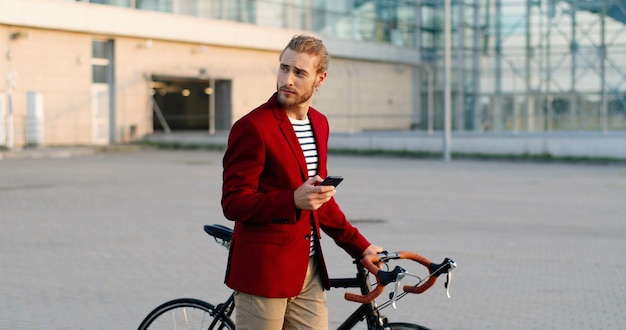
204, 224, 233, 242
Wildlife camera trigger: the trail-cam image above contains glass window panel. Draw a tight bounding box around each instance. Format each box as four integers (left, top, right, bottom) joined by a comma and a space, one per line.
92, 40, 109, 59
137, 0, 172, 13
92, 65, 108, 83
230, 0, 255, 24
89, 0, 130, 7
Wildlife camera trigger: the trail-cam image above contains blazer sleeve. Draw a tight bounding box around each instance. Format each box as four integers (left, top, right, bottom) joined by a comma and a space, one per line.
221, 118, 300, 224
318, 198, 371, 258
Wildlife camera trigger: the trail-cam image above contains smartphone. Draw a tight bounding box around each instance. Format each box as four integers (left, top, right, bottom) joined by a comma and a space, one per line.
320, 176, 344, 187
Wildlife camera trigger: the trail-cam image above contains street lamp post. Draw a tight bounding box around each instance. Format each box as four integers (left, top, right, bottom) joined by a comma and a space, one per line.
443, 0, 452, 161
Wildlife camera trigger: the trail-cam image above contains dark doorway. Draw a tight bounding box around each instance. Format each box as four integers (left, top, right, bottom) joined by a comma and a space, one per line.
151, 76, 231, 131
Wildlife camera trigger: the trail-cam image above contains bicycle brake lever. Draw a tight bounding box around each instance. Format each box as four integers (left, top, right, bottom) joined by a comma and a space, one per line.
390, 271, 407, 309
445, 272, 452, 298
444, 259, 457, 298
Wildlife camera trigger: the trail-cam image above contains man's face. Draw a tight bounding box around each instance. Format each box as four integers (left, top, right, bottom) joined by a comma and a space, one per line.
276, 48, 325, 109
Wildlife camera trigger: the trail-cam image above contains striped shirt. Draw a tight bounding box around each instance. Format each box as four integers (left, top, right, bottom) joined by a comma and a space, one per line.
290, 116, 318, 256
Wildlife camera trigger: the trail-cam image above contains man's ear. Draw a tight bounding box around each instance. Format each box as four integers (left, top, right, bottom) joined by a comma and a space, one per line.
316, 71, 327, 88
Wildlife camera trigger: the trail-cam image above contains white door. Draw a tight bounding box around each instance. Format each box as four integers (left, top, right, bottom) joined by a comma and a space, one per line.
91, 84, 109, 145
0, 93, 6, 147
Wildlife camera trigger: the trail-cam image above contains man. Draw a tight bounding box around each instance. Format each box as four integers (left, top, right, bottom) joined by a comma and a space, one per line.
221, 35, 382, 330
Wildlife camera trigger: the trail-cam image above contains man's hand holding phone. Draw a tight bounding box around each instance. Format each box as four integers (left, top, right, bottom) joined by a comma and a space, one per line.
320, 176, 343, 187
295, 176, 343, 210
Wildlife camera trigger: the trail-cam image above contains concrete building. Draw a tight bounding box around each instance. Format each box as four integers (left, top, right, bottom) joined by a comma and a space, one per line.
1, 0, 421, 148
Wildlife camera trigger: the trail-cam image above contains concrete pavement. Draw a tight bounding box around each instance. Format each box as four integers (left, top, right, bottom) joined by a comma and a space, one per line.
1, 149, 624, 329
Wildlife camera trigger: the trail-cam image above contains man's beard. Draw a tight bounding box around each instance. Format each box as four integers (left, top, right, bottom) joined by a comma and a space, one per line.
277, 84, 315, 108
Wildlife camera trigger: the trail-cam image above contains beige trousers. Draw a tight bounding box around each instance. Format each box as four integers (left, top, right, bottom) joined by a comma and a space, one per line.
234, 257, 328, 330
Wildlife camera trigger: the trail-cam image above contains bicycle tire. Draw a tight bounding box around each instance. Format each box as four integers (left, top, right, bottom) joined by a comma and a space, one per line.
137, 297, 235, 330
383, 322, 431, 330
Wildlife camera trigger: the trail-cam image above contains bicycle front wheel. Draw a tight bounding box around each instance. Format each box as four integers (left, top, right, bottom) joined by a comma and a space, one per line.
383, 322, 431, 330
138, 298, 235, 330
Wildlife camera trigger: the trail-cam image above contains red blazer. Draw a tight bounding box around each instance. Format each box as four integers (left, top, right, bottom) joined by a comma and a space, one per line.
221, 93, 371, 298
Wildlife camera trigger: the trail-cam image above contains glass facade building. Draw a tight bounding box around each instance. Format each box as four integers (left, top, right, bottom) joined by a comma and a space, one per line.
58, 1, 626, 134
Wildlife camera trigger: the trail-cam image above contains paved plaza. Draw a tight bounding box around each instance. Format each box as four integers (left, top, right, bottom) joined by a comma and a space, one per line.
1, 149, 624, 329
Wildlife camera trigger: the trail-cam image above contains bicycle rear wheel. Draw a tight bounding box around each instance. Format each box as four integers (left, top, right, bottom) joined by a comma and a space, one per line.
383, 322, 431, 330
137, 298, 235, 330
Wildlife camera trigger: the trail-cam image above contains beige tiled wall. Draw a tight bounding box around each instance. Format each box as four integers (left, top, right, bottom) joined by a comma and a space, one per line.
0, 0, 420, 147
1, 27, 415, 147
3, 28, 93, 146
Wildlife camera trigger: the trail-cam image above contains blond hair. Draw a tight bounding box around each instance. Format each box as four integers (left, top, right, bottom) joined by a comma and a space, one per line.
280, 35, 330, 73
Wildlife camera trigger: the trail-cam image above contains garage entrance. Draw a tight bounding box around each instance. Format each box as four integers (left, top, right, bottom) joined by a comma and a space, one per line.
151, 76, 231, 132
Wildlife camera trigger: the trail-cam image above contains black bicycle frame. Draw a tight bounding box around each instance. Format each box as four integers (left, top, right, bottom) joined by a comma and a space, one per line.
211, 293, 236, 329
330, 261, 384, 330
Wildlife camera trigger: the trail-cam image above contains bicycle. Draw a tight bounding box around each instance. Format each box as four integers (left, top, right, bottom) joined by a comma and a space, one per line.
138, 224, 457, 330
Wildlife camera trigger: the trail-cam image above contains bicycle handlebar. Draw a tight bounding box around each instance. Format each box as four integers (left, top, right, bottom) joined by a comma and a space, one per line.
202, 225, 457, 305
344, 251, 456, 304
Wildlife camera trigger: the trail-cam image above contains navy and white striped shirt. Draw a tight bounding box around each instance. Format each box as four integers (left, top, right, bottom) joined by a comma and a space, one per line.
290, 116, 318, 256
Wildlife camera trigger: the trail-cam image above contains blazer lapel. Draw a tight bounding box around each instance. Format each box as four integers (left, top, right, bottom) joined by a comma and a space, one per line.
275, 108, 309, 182
308, 109, 328, 178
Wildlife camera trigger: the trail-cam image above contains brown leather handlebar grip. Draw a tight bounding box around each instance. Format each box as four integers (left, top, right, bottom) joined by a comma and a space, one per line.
344, 254, 383, 303
344, 251, 437, 304
344, 284, 385, 303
